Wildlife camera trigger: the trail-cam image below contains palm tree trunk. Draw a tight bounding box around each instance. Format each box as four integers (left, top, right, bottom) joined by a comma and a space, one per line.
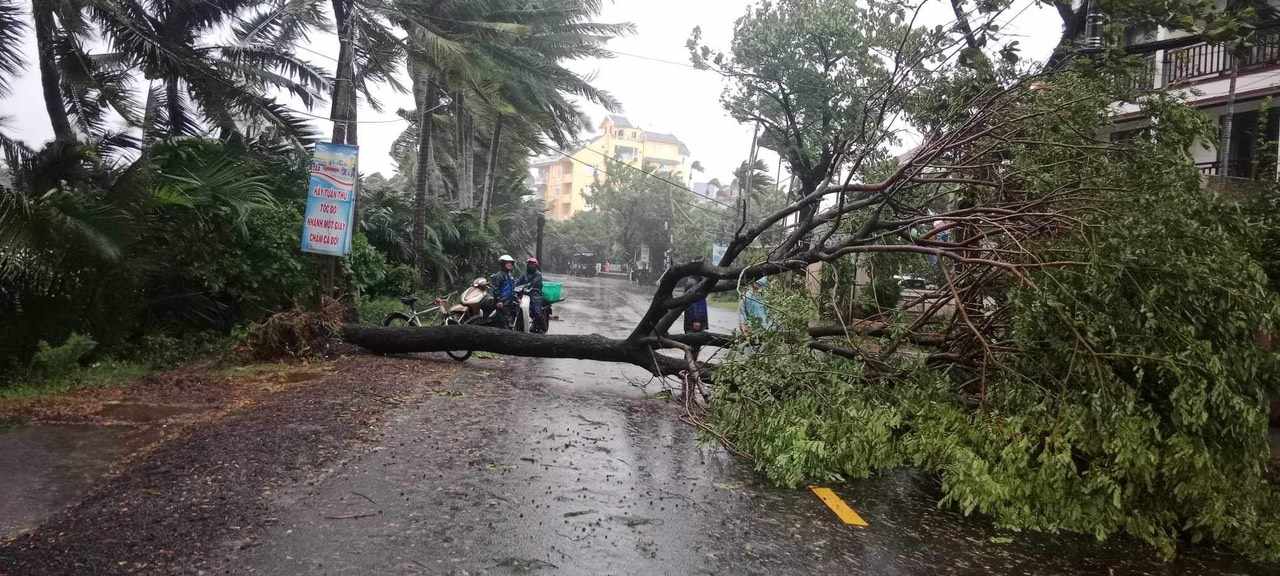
467, 111, 476, 209
139, 80, 159, 164
413, 70, 436, 289
329, 0, 355, 146
454, 90, 473, 208
466, 113, 475, 209
166, 79, 183, 137
480, 115, 502, 225
32, 0, 73, 142
328, 0, 359, 313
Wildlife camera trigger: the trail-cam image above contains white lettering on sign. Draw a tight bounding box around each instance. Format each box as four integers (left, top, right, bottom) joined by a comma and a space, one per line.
310, 185, 351, 201
300, 142, 359, 256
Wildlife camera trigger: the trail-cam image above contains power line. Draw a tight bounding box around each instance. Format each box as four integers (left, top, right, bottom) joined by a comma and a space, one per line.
610, 50, 704, 70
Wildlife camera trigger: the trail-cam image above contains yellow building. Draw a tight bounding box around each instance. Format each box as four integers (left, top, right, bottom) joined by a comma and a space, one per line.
533, 115, 692, 221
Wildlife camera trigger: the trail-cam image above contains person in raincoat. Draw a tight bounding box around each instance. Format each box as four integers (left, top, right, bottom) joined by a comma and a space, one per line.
679, 276, 709, 360
516, 257, 545, 333
739, 276, 770, 334
489, 254, 517, 327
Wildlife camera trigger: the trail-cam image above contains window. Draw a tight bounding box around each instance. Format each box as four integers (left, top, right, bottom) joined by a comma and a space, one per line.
1122, 24, 1156, 48
615, 145, 638, 162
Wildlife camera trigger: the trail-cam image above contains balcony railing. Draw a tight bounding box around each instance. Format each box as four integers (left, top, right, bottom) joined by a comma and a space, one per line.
1163, 29, 1280, 86
1119, 54, 1156, 92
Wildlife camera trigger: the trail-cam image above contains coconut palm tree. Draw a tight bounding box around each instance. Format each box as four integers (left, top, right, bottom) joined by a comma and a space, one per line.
20, 0, 140, 143
88, 0, 330, 149
387, 0, 629, 286
0, 0, 24, 97
0, 1, 25, 154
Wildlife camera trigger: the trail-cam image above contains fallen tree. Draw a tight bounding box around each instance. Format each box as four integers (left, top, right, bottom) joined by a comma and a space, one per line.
342, 324, 731, 376
341, 0, 1280, 561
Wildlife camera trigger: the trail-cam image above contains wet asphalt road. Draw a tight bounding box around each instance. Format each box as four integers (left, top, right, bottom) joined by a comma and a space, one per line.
228, 275, 1268, 575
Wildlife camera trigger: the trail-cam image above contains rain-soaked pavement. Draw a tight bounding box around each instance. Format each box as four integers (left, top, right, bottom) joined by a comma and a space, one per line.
222, 275, 1268, 575
0, 423, 159, 538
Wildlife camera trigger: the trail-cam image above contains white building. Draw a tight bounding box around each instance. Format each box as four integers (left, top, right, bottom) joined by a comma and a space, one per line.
1113, 19, 1280, 178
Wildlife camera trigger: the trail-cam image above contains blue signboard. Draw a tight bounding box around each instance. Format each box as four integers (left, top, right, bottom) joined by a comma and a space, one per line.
301, 143, 359, 256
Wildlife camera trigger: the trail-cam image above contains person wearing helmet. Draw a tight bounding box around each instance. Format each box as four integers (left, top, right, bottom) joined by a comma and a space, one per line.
490, 255, 517, 328
516, 257, 545, 333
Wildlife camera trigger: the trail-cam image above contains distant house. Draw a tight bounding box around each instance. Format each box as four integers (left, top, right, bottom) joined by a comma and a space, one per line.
691, 180, 723, 203
531, 115, 693, 221
1111, 21, 1280, 180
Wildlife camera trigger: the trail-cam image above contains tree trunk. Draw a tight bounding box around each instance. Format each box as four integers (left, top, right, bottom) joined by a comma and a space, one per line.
412, 70, 436, 289
454, 90, 475, 209
139, 81, 159, 165
466, 112, 475, 210
329, 0, 358, 316
454, 90, 464, 207
536, 213, 545, 263
33, 0, 73, 142
329, 0, 355, 146
166, 79, 183, 138
341, 324, 692, 375
480, 115, 503, 225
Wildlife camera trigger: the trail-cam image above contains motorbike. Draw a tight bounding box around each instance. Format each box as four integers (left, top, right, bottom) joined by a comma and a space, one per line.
513, 285, 553, 334
438, 278, 560, 361
428, 279, 505, 362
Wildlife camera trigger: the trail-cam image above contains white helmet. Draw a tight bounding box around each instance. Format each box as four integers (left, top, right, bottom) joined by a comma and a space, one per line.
498, 254, 515, 263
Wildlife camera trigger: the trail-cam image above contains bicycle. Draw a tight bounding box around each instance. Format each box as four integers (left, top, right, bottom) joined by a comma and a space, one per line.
383, 295, 471, 361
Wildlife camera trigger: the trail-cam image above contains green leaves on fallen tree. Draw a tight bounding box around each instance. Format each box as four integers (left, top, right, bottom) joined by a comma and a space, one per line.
710, 87, 1280, 562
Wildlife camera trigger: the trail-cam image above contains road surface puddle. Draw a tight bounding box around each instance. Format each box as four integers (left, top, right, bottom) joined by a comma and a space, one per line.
0, 423, 159, 539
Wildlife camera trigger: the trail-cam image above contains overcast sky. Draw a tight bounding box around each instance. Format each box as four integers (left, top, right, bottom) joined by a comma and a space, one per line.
0, 0, 1061, 183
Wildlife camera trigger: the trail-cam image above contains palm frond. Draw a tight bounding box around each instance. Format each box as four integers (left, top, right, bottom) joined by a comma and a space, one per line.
152, 152, 276, 235
235, 0, 329, 46
1, 142, 129, 266
0, 116, 31, 170
0, 0, 26, 97
55, 32, 142, 132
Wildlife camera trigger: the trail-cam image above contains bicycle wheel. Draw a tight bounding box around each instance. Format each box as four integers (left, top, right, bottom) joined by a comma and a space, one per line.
383, 312, 413, 327
443, 313, 472, 361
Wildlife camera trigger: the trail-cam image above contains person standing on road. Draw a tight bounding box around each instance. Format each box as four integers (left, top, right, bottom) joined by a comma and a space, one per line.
490, 255, 517, 327
517, 257, 546, 333
679, 276, 709, 361
681, 277, 709, 333
739, 276, 770, 335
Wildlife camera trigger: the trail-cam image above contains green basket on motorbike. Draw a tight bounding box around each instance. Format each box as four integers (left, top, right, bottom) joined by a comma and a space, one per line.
543, 281, 563, 304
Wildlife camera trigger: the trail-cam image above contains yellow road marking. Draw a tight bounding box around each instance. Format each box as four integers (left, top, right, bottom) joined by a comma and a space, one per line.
809, 486, 868, 527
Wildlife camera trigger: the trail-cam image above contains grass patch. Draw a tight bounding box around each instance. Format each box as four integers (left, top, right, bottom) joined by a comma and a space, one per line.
358, 296, 405, 326
0, 359, 152, 400
1, 331, 241, 400
708, 295, 740, 311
